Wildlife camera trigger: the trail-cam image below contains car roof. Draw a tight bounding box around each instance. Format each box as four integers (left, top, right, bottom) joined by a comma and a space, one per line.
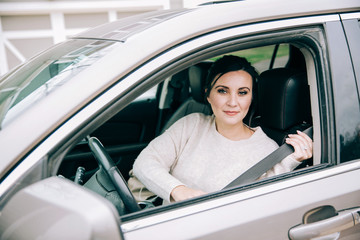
73, 0, 360, 42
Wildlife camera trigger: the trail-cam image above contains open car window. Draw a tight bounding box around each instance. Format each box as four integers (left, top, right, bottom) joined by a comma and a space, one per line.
55, 34, 322, 218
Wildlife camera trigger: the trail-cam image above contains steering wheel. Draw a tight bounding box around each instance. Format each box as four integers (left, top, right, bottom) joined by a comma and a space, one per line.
88, 136, 140, 213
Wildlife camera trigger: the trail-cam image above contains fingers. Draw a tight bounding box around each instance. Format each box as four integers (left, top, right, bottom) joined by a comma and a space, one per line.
285, 130, 313, 162
171, 185, 206, 202
296, 130, 313, 145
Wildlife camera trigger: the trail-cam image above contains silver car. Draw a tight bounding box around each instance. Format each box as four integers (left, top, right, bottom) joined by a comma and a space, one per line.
0, 0, 360, 239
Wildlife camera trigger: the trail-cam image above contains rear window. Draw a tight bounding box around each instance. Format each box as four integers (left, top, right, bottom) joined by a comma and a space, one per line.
212, 44, 290, 72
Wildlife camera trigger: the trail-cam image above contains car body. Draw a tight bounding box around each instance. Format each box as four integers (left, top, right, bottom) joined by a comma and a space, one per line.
0, 0, 360, 239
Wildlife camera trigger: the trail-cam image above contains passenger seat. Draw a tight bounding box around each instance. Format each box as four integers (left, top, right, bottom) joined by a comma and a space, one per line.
256, 67, 312, 146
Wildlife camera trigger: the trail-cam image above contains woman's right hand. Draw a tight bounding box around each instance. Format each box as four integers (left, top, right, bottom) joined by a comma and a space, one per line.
285, 130, 313, 162
170, 185, 206, 202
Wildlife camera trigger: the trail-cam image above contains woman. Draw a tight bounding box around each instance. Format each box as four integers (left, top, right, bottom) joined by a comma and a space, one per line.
133, 55, 313, 203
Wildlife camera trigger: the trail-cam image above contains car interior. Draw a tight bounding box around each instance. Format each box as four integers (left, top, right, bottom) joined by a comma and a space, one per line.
57, 43, 314, 216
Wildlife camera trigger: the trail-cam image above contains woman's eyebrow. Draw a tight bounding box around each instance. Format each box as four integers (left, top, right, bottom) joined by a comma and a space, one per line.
214, 85, 250, 91
214, 85, 229, 89
239, 87, 251, 91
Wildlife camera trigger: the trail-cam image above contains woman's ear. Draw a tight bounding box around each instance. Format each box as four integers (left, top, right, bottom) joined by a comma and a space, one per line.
205, 88, 209, 102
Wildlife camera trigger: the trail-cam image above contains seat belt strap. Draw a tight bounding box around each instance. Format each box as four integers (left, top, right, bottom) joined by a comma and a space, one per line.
224, 127, 313, 189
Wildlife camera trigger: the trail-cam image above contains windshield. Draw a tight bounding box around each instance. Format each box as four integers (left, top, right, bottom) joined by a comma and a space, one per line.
0, 39, 119, 128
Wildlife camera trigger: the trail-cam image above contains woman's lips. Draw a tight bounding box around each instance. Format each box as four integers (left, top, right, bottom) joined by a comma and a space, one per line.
224, 111, 239, 116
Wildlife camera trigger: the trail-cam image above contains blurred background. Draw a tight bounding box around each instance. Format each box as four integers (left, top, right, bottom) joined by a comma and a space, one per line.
0, 0, 210, 76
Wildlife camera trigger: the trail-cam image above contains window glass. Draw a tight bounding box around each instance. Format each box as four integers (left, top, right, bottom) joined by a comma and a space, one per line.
0, 40, 119, 127
217, 44, 290, 73
272, 44, 290, 68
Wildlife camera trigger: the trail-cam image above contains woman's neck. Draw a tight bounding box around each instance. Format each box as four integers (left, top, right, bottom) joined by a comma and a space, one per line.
215, 121, 254, 141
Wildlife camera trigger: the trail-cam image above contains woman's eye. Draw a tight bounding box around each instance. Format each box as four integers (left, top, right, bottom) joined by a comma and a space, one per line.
239, 91, 248, 95
217, 89, 227, 94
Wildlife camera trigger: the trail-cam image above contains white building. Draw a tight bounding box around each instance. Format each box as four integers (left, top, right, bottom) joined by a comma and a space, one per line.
0, 0, 209, 76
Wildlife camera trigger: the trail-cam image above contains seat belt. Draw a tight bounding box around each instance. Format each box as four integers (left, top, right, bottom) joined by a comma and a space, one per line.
224, 127, 313, 189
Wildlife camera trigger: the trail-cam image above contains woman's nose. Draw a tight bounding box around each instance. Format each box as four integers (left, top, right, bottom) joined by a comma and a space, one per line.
226, 93, 237, 106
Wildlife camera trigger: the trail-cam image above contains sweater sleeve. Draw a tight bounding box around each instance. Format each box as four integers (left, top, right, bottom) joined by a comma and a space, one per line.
133, 114, 199, 203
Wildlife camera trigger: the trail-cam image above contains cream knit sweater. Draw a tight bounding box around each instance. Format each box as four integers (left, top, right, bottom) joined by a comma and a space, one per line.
133, 113, 300, 203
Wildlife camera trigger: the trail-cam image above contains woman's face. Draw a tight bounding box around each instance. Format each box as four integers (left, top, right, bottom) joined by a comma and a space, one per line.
207, 70, 253, 129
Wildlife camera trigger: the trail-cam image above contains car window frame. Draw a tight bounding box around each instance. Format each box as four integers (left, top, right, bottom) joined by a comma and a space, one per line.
118, 22, 339, 220
120, 34, 329, 222
0, 13, 343, 226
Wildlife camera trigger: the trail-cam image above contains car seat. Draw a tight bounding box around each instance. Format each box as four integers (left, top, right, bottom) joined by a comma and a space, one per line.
256, 67, 312, 146
160, 62, 212, 133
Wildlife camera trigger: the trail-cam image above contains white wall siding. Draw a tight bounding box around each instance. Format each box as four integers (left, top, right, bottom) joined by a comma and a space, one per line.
0, 0, 171, 76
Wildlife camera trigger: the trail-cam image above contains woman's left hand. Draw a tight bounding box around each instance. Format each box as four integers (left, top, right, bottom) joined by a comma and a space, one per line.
285, 130, 313, 162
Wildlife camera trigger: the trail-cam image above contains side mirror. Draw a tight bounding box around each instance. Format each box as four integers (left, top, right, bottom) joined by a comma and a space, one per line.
0, 176, 123, 240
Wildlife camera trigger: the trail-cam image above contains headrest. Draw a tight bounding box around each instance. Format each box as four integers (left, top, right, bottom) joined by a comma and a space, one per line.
188, 61, 212, 103
258, 68, 311, 131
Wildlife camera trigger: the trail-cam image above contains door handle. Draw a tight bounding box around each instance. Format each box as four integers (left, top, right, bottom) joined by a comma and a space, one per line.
289, 207, 360, 240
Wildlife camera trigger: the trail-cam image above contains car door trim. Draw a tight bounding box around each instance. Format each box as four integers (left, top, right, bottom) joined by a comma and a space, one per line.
340, 12, 360, 20
121, 161, 360, 233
